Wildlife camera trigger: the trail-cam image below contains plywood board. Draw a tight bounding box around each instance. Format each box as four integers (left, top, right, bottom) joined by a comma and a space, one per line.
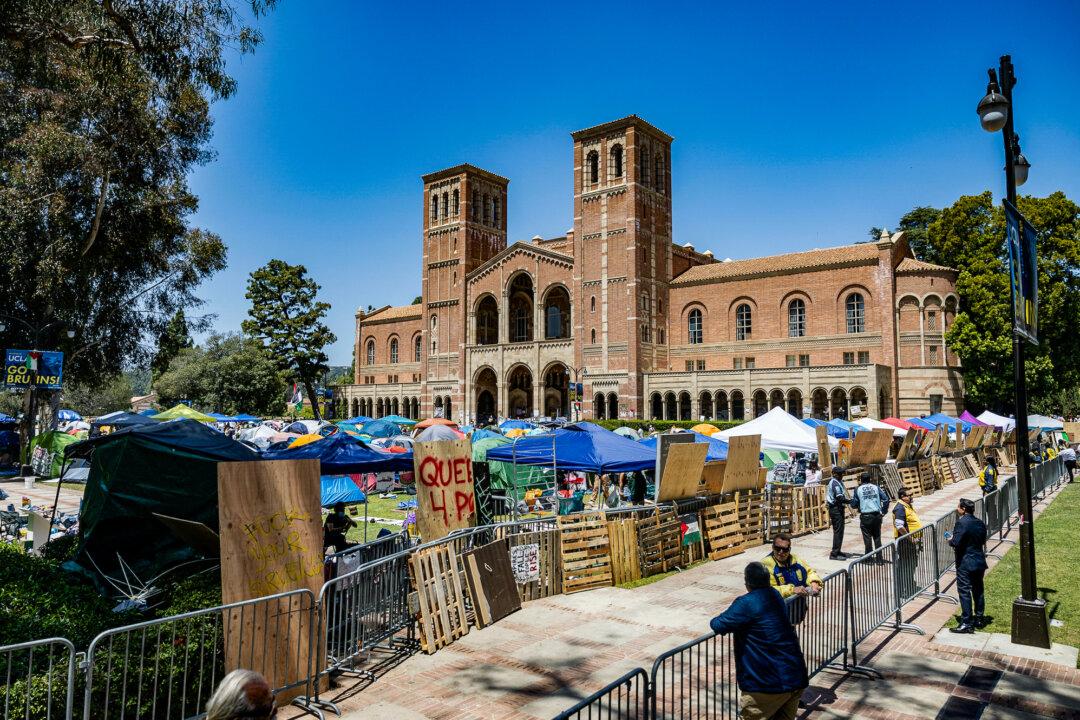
656, 433, 695, 488
217, 459, 324, 699
1065, 422, 1080, 443
896, 428, 918, 462
849, 429, 893, 466
816, 426, 832, 474
462, 539, 521, 629
656, 442, 709, 502
606, 516, 641, 585
506, 529, 561, 601
720, 435, 763, 493
702, 461, 726, 496
703, 502, 743, 560
413, 438, 476, 542
557, 512, 612, 593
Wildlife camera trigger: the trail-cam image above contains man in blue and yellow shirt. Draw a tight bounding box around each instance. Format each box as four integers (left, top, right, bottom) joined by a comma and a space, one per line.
761, 532, 822, 599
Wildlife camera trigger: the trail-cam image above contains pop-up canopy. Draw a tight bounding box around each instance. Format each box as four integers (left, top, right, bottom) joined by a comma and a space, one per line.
922, 413, 972, 432
639, 431, 728, 461
151, 404, 216, 422
484, 422, 656, 473
1028, 414, 1064, 431
853, 417, 907, 438
717, 407, 836, 454
91, 411, 156, 429
977, 410, 1015, 431
959, 410, 988, 427
261, 432, 414, 473
803, 417, 856, 439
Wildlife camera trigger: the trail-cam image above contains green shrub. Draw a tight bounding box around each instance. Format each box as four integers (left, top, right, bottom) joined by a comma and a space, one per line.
593, 419, 743, 433
39, 534, 79, 563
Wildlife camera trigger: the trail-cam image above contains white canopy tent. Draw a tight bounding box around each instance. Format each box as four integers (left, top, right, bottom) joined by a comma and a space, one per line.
1028, 414, 1064, 431
853, 417, 906, 438
977, 410, 1015, 431
716, 406, 838, 454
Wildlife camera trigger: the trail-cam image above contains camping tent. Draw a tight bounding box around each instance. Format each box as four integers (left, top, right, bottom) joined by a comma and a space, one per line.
380, 415, 417, 426
716, 407, 835, 454
882, 417, 917, 431
415, 424, 464, 442
232, 413, 261, 422
320, 475, 367, 507
853, 417, 907, 438
484, 422, 655, 473
261, 432, 414, 473
976, 410, 1015, 431
1028, 414, 1064, 431
64, 420, 259, 591
28, 430, 81, 477
91, 411, 157, 430
472, 434, 553, 499
151, 404, 216, 422
959, 410, 988, 427
207, 412, 238, 423
358, 419, 400, 438
57, 409, 82, 421
639, 431, 728, 461
499, 419, 535, 431
414, 417, 459, 430
341, 415, 372, 425
907, 417, 936, 431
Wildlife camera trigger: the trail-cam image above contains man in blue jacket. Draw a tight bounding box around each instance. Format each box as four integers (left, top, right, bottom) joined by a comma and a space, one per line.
947, 497, 990, 633
710, 562, 808, 719
850, 472, 890, 557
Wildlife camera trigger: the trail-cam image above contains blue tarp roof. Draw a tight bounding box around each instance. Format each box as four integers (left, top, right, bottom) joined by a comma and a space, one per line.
207, 412, 238, 422
262, 432, 414, 473
485, 422, 656, 473
639, 431, 728, 461
907, 417, 936, 431
922, 413, 973, 432
499, 420, 535, 430
320, 475, 367, 507
470, 428, 503, 442
65, 418, 259, 460
802, 418, 857, 439
232, 413, 261, 422
342, 415, 373, 424
91, 411, 157, 429
381, 415, 417, 425
358, 419, 400, 438
137, 408, 159, 417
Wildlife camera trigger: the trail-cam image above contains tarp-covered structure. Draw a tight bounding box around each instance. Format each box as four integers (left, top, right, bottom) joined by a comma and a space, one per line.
261, 432, 414, 473
472, 435, 554, 501
717, 407, 836, 454
320, 475, 367, 507
91, 411, 156, 429
64, 420, 259, 592
922, 413, 972, 432
151, 404, 216, 422
1028, 414, 1064, 431
803, 417, 855, 439
853, 417, 907, 437
639, 431, 728, 461
977, 410, 1015, 431
484, 422, 655, 473
28, 430, 81, 477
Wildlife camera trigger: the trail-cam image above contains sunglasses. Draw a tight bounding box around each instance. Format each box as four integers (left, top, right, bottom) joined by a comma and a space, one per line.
772, 545, 791, 553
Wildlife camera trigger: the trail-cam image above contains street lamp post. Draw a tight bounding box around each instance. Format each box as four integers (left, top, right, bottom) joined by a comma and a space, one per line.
564, 364, 587, 422
976, 54, 1050, 648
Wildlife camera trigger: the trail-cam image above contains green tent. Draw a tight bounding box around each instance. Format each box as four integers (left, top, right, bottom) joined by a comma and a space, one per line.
150, 404, 216, 422
64, 420, 257, 593
27, 431, 81, 477
761, 448, 789, 469
472, 435, 554, 501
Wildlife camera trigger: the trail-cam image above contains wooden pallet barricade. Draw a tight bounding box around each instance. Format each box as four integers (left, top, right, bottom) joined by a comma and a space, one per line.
878, 463, 904, 499
410, 544, 470, 653
768, 484, 795, 539
506, 529, 562, 601
702, 502, 744, 560
917, 458, 937, 494
557, 512, 613, 594
896, 461, 923, 499
793, 486, 828, 534
736, 489, 766, 549
637, 508, 684, 578
606, 515, 641, 585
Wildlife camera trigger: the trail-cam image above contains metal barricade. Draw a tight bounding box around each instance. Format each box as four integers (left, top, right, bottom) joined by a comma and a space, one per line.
324, 531, 412, 578
847, 543, 901, 651
315, 550, 412, 698
1, 638, 75, 720
553, 668, 650, 720
651, 632, 739, 719
83, 589, 318, 720
788, 570, 849, 678
892, 524, 938, 608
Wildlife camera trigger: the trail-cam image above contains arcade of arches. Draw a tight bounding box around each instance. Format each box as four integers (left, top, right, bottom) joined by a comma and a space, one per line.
645, 386, 873, 422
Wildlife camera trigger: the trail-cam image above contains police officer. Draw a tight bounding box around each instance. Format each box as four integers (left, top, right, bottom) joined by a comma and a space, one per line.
825, 466, 852, 560
947, 497, 990, 633
850, 472, 890, 557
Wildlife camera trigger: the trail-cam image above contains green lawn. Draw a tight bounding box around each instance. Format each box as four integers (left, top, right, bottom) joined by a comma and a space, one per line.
323, 492, 413, 544
975, 481, 1080, 661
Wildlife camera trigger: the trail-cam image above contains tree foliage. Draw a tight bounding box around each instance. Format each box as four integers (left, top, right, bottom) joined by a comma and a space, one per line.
907, 191, 1080, 412
0, 1, 274, 389
155, 333, 285, 415
152, 309, 193, 379
242, 260, 336, 420
63, 373, 133, 416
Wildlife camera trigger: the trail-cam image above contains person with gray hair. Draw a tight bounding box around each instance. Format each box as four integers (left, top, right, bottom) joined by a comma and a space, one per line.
205, 669, 276, 720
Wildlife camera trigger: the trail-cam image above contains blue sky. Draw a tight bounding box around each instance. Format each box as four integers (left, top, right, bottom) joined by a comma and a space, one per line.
188, 0, 1080, 365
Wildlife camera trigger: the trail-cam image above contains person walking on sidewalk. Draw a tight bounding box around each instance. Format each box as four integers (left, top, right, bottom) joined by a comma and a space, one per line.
1059, 442, 1076, 482
979, 456, 999, 495
893, 488, 922, 600
825, 466, 853, 560
850, 472, 890, 557
947, 498, 990, 633
710, 562, 809, 720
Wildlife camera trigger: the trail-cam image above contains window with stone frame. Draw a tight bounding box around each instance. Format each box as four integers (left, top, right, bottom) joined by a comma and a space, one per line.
452, 189, 459, 216
786, 354, 796, 367
389, 338, 398, 364
733, 358, 742, 370
929, 345, 939, 364
688, 309, 703, 344
846, 293, 865, 333
696, 359, 705, 371
744, 357, 755, 369
414, 335, 422, 362
735, 304, 752, 341
799, 354, 810, 367
366, 339, 375, 365
858, 350, 870, 364
587, 151, 599, 184
927, 310, 937, 330
843, 351, 855, 365
610, 144, 623, 178
685, 360, 693, 371
788, 299, 806, 338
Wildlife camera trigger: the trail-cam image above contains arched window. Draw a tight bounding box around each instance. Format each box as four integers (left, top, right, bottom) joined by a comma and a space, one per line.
655, 152, 665, 194
366, 339, 375, 365
587, 151, 599, 184
590, 329, 596, 344
430, 194, 438, 222
493, 197, 500, 225
688, 309, 703, 344
846, 293, 865, 333
788, 299, 806, 338
389, 338, 398, 364
640, 292, 650, 314
430, 315, 438, 355
639, 148, 650, 185
471, 190, 479, 220
736, 304, 752, 341
658, 328, 665, 344
483, 194, 491, 224
441, 192, 448, 218
590, 296, 596, 312
414, 335, 422, 362
610, 144, 623, 178
452, 189, 459, 216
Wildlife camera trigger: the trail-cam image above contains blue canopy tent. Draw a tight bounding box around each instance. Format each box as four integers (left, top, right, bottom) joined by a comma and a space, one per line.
499, 419, 535, 431
907, 417, 937, 431
261, 432, 414, 473
922, 413, 973, 433
207, 412, 238, 423
470, 428, 502, 442
320, 475, 367, 507
639, 432, 728, 461
90, 411, 157, 429
358, 419, 400, 439
342, 415, 373, 425
232, 413, 261, 422
485, 422, 655, 473
381, 414, 417, 426
803, 418, 857, 439
137, 408, 159, 417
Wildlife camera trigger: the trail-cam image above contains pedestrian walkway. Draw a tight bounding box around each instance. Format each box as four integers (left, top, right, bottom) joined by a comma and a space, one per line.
323, 477, 1018, 719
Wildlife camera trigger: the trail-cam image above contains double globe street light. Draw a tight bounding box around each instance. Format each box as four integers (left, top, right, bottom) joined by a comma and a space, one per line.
976, 55, 1049, 649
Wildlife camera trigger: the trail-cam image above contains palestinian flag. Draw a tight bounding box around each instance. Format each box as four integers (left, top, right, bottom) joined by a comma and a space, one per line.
680, 513, 701, 546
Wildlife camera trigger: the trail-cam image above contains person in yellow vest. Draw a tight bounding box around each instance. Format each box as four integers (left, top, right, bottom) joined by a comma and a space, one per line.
893, 488, 922, 601
761, 532, 822, 625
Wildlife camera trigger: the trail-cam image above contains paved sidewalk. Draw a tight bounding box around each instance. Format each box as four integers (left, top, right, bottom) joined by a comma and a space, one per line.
320, 477, 1007, 719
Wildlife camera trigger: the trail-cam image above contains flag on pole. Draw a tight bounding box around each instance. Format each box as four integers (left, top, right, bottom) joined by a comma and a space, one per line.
290, 383, 303, 412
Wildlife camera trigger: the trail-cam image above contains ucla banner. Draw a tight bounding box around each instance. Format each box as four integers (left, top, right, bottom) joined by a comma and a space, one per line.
4, 349, 64, 389
1005, 199, 1038, 345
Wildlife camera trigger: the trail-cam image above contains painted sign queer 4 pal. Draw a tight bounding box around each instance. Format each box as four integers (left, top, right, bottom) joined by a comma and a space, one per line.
413, 438, 476, 542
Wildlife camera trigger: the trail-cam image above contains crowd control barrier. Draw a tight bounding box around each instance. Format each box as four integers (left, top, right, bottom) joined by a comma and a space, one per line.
0, 638, 76, 720
552, 668, 651, 720
651, 632, 739, 719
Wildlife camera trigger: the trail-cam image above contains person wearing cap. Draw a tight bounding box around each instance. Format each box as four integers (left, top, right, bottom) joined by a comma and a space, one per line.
946, 497, 990, 633
824, 466, 852, 560
850, 472, 890, 557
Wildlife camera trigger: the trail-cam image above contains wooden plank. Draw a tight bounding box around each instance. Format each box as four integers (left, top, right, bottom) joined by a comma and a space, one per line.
736, 489, 766, 550
656, 442, 709, 502
816, 426, 832, 475
849, 429, 893, 466
702, 503, 744, 560
768, 484, 795, 539
557, 512, 612, 593
702, 461, 726, 496
792, 486, 828, 535
605, 516, 640, 585
217, 459, 323, 701
637, 508, 683, 577
896, 463, 923, 499
721, 435, 763, 493
413, 438, 476, 542
879, 463, 904, 499
463, 539, 521, 629
896, 428, 917, 462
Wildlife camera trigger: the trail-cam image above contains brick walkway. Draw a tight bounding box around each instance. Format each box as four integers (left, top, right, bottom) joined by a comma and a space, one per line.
306, 475, 1080, 720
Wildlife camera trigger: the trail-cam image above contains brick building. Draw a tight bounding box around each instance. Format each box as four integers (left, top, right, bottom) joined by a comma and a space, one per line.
337, 115, 963, 424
